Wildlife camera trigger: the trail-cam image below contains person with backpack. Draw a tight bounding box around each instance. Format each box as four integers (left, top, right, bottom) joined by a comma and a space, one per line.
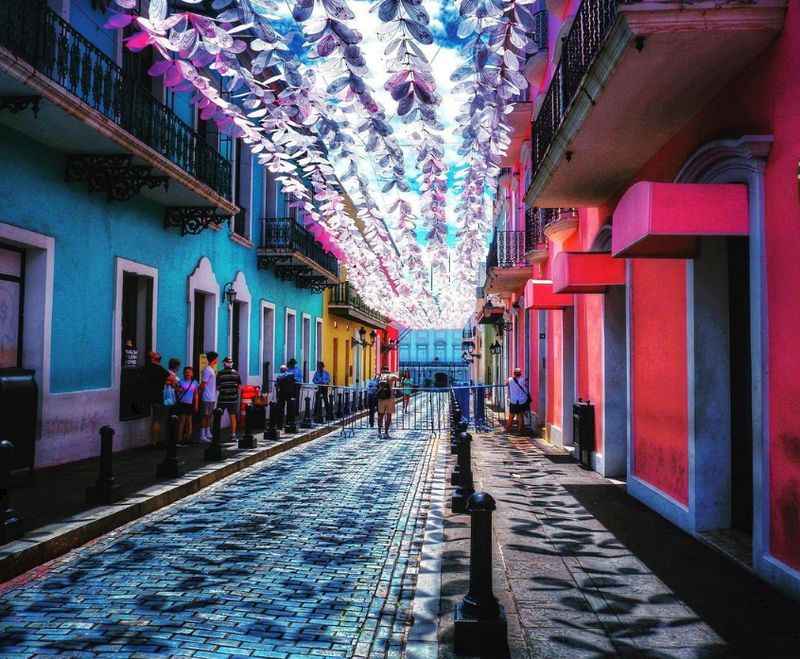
274, 364, 296, 430
376, 366, 398, 438
506, 367, 531, 434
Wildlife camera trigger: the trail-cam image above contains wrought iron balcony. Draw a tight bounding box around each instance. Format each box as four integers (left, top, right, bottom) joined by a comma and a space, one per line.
328, 282, 388, 328
487, 230, 527, 270
525, 207, 578, 249
258, 218, 339, 291
532, 0, 620, 175
0, 0, 231, 199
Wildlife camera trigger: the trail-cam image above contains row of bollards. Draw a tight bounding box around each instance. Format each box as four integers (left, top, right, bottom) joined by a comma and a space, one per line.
448, 392, 507, 657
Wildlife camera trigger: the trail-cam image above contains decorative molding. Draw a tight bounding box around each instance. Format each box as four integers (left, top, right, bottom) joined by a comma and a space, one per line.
65, 154, 168, 202
0, 95, 41, 118
186, 256, 220, 366
164, 207, 228, 236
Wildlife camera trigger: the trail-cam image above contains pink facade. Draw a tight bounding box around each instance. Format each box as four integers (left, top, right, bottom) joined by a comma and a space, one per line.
478, 0, 799, 599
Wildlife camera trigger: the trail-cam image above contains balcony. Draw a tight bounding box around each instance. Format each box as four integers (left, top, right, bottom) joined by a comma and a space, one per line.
327, 282, 388, 329
0, 1, 234, 213
485, 230, 531, 295
258, 218, 339, 291
526, 0, 786, 208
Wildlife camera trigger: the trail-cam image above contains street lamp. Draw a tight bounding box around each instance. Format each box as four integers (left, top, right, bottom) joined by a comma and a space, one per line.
489, 340, 502, 356
354, 327, 376, 347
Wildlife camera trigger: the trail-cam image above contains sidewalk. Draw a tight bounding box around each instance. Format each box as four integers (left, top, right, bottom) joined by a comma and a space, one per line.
438, 430, 800, 658
1, 421, 344, 583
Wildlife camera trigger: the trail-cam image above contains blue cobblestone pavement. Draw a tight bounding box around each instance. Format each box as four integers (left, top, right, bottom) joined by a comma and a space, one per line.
0, 414, 440, 658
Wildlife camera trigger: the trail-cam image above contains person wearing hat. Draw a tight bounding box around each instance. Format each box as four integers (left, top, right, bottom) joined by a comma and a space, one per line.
217, 356, 242, 439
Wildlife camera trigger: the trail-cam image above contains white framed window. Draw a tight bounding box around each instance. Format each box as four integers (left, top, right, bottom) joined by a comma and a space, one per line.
301, 313, 311, 383
260, 301, 276, 388
315, 318, 323, 365
284, 308, 296, 364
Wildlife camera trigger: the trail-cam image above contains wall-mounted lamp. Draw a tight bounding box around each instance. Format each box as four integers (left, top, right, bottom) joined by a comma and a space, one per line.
489, 340, 503, 356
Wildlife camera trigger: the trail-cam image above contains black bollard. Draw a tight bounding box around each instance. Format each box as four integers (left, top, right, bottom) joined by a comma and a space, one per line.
454, 492, 507, 656
204, 408, 225, 461
451, 420, 468, 455
284, 395, 298, 434
300, 394, 313, 429
265, 402, 280, 441
313, 391, 324, 424
344, 391, 351, 417
451, 432, 475, 514
156, 416, 183, 479
335, 391, 343, 419
86, 426, 121, 504
0, 439, 23, 544
238, 405, 257, 449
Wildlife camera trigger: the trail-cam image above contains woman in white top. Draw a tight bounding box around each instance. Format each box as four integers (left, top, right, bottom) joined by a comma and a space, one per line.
506, 367, 530, 434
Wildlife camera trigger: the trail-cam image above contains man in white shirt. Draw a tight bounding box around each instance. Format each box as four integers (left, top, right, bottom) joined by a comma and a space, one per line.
506, 367, 530, 434
199, 351, 218, 443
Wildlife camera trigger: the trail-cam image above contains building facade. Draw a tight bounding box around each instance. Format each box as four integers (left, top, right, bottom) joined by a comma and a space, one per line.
474, 0, 798, 599
399, 329, 469, 386
0, 0, 337, 468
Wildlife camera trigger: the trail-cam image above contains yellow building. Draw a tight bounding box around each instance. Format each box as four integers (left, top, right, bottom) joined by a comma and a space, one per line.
322, 282, 388, 386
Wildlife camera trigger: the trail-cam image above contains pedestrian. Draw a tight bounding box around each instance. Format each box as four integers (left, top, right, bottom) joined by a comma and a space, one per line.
286, 357, 303, 419
217, 357, 242, 439
163, 358, 180, 415
376, 366, 398, 438
366, 373, 379, 428
312, 361, 332, 419
506, 367, 530, 434
198, 351, 218, 443
275, 364, 296, 429
143, 351, 169, 448
401, 371, 412, 413
176, 366, 199, 444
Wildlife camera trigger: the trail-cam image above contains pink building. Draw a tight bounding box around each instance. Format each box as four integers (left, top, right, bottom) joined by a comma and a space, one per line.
480, 0, 797, 598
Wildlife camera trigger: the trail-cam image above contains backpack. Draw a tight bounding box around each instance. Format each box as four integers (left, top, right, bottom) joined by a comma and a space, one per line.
377, 377, 392, 400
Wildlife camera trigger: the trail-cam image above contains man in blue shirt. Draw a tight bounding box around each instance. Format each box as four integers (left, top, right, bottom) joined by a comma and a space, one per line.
312, 361, 332, 419
286, 358, 303, 421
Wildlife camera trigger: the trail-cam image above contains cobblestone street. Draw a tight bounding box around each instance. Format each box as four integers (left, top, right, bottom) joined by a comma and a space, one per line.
0, 420, 438, 659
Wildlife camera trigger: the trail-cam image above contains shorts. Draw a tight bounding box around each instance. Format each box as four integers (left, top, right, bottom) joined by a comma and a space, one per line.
202, 400, 216, 415
177, 402, 194, 416
377, 398, 396, 415
218, 401, 239, 415
510, 402, 529, 414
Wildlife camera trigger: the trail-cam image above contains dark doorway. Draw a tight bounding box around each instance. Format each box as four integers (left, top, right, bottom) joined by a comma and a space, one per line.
119, 271, 153, 420
231, 301, 242, 370
193, 290, 208, 376
728, 237, 753, 533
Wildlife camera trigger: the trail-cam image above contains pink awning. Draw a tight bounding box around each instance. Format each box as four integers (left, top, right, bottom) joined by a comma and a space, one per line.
524, 280, 574, 310
612, 181, 748, 258
552, 252, 626, 294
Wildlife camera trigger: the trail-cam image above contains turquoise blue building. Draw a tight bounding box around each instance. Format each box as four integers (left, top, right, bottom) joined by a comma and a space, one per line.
398, 329, 469, 386
0, 0, 336, 467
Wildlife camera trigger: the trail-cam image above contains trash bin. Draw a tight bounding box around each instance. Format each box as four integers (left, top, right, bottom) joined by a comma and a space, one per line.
572, 399, 595, 470
0, 368, 38, 473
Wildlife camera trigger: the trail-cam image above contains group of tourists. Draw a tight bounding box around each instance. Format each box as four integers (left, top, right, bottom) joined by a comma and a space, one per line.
144, 351, 242, 447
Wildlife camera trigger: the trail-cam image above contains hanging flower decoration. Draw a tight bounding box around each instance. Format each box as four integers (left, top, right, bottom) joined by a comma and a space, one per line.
104, 0, 533, 328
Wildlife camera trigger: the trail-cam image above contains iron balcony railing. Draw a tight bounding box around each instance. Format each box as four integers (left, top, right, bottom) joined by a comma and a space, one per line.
261, 217, 339, 277
525, 207, 579, 249
532, 0, 626, 175
487, 230, 527, 269
531, 9, 549, 52
0, 1, 232, 198
329, 282, 388, 326
462, 327, 476, 340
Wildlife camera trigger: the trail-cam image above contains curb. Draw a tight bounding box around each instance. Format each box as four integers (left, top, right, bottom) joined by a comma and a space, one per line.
405, 436, 447, 659
0, 422, 343, 584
